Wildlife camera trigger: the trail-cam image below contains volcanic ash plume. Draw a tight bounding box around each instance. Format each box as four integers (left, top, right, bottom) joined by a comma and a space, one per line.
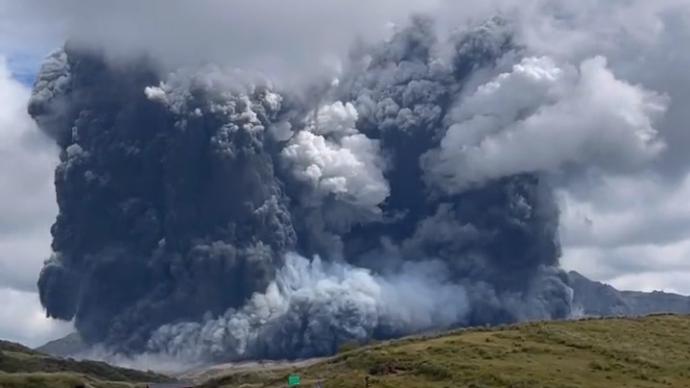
28, 17, 664, 362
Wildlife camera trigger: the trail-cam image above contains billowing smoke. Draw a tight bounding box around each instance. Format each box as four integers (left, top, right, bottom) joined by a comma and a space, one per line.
28, 15, 664, 362
148, 253, 468, 360
424, 55, 666, 192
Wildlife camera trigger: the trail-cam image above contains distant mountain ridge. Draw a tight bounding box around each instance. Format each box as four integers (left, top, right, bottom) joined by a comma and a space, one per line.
35, 332, 85, 358
568, 271, 690, 316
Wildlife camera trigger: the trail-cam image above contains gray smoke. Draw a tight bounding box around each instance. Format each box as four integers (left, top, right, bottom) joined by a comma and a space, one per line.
148, 253, 468, 360
28, 15, 663, 362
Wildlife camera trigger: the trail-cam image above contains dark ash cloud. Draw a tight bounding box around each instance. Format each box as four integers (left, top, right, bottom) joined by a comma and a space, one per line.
30, 19, 579, 362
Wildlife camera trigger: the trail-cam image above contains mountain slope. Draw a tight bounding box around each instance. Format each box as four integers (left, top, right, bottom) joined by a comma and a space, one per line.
0, 340, 172, 388
35, 332, 86, 358
198, 315, 690, 388
568, 271, 690, 316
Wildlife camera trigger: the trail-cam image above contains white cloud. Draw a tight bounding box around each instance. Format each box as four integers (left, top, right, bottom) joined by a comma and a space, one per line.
0, 288, 72, 347
607, 271, 690, 296
425, 55, 667, 192
0, 0, 446, 86
563, 244, 690, 296
560, 172, 690, 295
463, 0, 690, 297
0, 57, 58, 289
0, 56, 71, 345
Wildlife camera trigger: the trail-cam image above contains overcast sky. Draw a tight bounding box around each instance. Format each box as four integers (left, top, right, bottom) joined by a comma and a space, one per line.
0, 56, 72, 346
1, 0, 690, 346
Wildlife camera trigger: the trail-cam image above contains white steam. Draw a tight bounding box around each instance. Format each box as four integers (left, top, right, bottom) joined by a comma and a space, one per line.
146, 253, 468, 361
425, 55, 667, 192
281, 102, 389, 217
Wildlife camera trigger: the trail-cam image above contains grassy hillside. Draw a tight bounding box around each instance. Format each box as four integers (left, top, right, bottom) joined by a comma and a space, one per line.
0, 340, 172, 388
199, 314, 690, 388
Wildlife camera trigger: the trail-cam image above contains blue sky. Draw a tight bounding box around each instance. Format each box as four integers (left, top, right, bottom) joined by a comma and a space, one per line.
7, 55, 39, 86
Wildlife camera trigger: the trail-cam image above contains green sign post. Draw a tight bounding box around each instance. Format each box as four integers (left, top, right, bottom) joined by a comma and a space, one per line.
288, 374, 301, 386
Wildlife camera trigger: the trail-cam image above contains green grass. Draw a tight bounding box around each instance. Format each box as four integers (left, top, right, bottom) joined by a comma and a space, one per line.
0, 340, 172, 388
200, 314, 690, 388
